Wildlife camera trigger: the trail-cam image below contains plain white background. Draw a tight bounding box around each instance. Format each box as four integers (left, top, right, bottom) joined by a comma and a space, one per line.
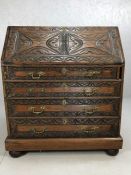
0, 0, 131, 174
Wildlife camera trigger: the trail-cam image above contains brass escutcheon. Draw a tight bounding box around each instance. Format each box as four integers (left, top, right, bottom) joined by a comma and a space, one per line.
61, 68, 68, 75
41, 88, 45, 93
28, 88, 34, 93
4, 71, 7, 79
63, 118, 68, 124
62, 99, 67, 105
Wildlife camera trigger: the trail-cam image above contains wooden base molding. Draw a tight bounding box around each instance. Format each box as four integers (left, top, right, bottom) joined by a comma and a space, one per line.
5, 136, 123, 151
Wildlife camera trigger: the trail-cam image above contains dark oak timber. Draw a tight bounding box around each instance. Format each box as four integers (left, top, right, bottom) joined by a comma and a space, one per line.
5, 137, 123, 151
1, 26, 125, 157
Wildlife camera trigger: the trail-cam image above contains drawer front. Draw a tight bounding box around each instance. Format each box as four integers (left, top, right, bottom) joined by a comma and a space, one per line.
6, 67, 118, 80
6, 81, 121, 97
7, 99, 120, 117
9, 118, 119, 138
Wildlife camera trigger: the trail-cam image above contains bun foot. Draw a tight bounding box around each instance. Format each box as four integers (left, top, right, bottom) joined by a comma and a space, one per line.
9, 151, 27, 158
106, 149, 119, 156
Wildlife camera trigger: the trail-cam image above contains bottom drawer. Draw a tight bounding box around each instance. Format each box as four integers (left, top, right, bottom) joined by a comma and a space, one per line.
9, 118, 119, 138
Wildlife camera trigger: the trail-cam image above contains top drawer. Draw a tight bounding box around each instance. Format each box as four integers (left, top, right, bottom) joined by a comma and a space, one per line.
4, 66, 118, 80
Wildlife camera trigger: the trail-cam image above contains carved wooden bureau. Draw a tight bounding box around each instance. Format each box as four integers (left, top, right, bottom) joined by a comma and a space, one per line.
1, 26, 125, 157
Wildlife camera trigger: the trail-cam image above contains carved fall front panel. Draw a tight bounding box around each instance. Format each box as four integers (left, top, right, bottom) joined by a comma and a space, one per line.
3, 27, 124, 64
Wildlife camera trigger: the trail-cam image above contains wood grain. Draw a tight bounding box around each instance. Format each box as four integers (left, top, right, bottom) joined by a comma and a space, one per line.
1, 27, 125, 156
15, 104, 112, 112
5, 137, 123, 151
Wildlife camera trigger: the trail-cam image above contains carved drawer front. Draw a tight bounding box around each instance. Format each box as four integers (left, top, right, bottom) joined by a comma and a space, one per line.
6, 67, 118, 80
9, 118, 119, 138
8, 99, 120, 117
6, 81, 121, 97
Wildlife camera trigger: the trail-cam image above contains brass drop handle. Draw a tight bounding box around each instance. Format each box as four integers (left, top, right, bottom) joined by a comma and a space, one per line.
84, 126, 99, 133
28, 71, 46, 79
80, 126, 99, 133
28, 88, 45, 93
29, 106, 45, 114
84, 70, 101, 76
83, 106, 97, 115
31, 128, 47, 134
83, 88, 96, 96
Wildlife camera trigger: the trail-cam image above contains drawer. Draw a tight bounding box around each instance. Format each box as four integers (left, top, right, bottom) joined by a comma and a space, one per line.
7, 99, 120, 117
5, 66, 118, 80
9, 118, 119, 138
6, 81, 121, 97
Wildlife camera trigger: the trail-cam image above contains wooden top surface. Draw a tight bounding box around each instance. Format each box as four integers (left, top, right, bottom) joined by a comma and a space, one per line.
1, 26, 124, 65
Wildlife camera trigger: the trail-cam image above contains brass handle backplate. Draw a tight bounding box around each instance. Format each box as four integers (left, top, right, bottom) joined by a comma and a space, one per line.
28, 71, 45, 79
83, 70, 101, 76
28, 106, 45, 114
83, 88, 96, 96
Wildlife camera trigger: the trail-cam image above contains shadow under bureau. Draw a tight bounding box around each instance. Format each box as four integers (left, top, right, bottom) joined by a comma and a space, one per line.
1, 26, 125, 157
